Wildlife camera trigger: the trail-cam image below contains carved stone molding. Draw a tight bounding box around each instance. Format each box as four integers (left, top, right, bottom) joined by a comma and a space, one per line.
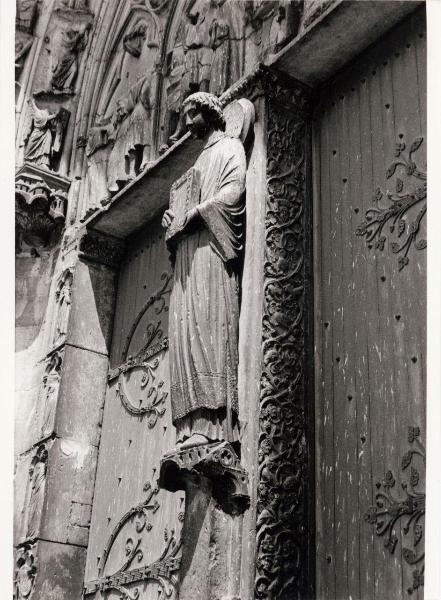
14, 542, 37, 600
78, 229, 126, 268
159, 442, 250, 515
15, 163, 70, 253
255, 76, 313, 599
356, 136, 426, 271
364, 426, 425, 595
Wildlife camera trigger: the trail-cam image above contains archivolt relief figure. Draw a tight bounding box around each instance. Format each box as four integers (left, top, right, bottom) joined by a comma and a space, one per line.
209, 0, 242, 96
53, 270, 73, 346
162, 93, 254, 449
26, 445, 48, 539
107, 76, 154, 191
51, 24, 90, 93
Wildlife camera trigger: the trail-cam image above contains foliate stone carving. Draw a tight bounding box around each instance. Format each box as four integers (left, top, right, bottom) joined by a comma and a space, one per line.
159, 442, 250, 515
78, 229, 126, 268
255, 75, 312, 600
15, 542, 37, 600
15, 162, 70, 253
364, 427, 425, 595
52, 270, 74, 348
24, 99, 70, 170
26, 444, 49, 540
356, 136, 426, 271
40, 350, 64, 437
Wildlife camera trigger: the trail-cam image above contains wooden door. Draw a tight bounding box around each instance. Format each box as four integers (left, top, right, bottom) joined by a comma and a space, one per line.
313, 8, 426, 600
83, 219, 183, 600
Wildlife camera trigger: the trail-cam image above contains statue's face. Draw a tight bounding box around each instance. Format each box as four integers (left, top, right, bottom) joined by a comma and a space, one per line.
184, 102, 208, 138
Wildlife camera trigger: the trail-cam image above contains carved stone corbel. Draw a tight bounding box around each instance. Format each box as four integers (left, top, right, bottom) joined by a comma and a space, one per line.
78, 229, 126, 269
15, 163, 70, 254
14, 542, 37, 600
159, 442, 249, 515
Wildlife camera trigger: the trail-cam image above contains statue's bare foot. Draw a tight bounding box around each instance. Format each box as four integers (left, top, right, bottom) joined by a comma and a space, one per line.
179, 434, 210, 449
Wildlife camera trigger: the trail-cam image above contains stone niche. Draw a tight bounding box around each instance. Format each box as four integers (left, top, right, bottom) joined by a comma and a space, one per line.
15, 163, 70, 255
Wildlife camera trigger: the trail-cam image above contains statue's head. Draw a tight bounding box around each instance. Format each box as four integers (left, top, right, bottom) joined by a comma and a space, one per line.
182, 92, 225, 138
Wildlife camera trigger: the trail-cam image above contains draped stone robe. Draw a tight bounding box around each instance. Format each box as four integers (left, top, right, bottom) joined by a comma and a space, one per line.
169, 131, 246, 443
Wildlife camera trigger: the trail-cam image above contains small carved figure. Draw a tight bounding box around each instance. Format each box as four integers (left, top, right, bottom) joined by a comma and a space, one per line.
40, 352, 63, 437
15, 545, 36, 600
24, 99, 58, 168
107, 76, 154, 191
53, 270, 73, 346
51, 25, 90, 93
123, 21, 148, 58
162, 93, 247, 449
26, 445, 48, 539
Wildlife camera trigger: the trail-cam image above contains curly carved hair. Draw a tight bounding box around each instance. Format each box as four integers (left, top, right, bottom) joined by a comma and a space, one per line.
183, 92, 226, 130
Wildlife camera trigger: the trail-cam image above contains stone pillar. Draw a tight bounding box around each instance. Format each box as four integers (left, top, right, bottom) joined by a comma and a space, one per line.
14, 229, 125, 600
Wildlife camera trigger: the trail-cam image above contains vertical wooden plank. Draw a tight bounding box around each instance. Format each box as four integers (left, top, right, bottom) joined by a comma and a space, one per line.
314, 9, 426, 599
315, 97, 337, 600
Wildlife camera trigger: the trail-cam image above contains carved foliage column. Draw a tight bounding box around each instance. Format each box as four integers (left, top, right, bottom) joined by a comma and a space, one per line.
256, 69, 314, 600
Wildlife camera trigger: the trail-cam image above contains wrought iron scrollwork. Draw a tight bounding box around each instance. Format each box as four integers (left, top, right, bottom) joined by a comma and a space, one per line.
108, 272, 172, 425
85, 480, 181, 600
356, 137, 426, 271
364, 426, 425, 595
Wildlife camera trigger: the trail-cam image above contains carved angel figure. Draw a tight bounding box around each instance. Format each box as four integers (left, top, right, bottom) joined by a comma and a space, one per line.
51, 25, 89, 93
24, 99, 58, 168
162, 93, 248, 449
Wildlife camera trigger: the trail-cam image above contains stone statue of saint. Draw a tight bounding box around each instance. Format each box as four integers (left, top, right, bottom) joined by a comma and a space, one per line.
51, 25, 90, 93
24, 99, 58, 168
162, 92, 247, 449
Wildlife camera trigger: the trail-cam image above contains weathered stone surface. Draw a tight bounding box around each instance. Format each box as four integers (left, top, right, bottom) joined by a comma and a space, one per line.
39, 437, 97, 546
67, 257, 118, 354
55, 345, 108, 445
25, 539, 86, 600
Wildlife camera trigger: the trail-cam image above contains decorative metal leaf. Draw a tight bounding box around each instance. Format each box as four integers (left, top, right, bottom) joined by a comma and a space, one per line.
401, 450, 412, 470
386, 163, 397, 179
390, 241, 400, 253
398, 219, 406, 236
375, 237, 386, 251
414, 523, 423, 545
403, 547, 417, 565
396, 178, 404, 193
409, 137, 423, 154
415, 239, 427, 250
410, 467, 419, 487
398, 256, 409, 270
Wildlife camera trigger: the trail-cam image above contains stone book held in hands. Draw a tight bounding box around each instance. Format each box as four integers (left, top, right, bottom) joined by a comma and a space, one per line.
166, 167, 201, 241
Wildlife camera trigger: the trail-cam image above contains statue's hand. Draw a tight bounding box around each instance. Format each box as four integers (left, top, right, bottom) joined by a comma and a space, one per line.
162, 209, 175, 229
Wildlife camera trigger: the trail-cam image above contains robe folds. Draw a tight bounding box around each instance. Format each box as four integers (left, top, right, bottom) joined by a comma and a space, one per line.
169, 132, 246, 443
